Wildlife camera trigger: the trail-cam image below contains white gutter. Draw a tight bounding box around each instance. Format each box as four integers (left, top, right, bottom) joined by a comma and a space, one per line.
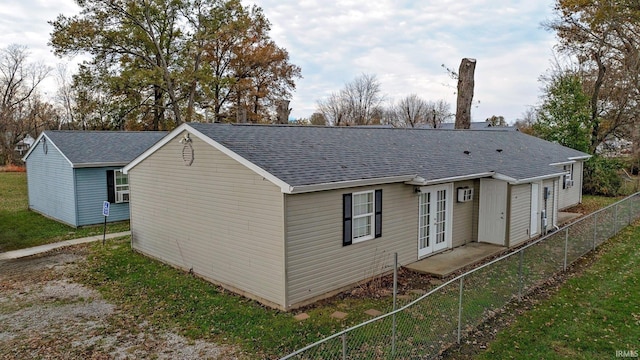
569, 155, 592, 161
549, 160, 576, 166
404, 172, 495, 186
288, 175, 418, 194
493, 172, 565, 185
73, 162, 128, 169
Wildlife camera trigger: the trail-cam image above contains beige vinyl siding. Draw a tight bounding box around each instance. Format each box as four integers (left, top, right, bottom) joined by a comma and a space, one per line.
557, 162, 583, 209
451, 180, 479, 246
129, 132, 286, 308
508, 184, 531, 246
285, 183, 417, 308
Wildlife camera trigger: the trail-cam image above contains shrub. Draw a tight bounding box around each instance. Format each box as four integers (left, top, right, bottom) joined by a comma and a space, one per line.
582, 155, 622, 196
0, 164, 26, 172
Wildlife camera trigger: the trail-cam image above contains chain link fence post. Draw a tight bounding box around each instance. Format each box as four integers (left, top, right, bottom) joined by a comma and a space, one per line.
392, 252, 397, 357
593, 212, 598, 251
614, 203, 618, 234
563, 227, 569, 271
341, 333, 347, 360
517, 249, 524, 301
457, 276, 464, 344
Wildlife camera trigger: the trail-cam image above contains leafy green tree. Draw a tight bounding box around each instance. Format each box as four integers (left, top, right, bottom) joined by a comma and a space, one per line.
533, 73, 591, 153
546, 0, 640, 153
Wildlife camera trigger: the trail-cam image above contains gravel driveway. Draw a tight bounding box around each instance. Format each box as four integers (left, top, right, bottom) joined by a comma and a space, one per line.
0, 246, 238, 359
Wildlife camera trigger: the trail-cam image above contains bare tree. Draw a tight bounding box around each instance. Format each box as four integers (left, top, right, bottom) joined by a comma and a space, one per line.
317, 92, 348, 126
54, 63, 75, 129
428, 99, 454, 128
343, 73, 384, 125
454, 58, 476, 129
0, 44, 50, 164
317, 73, 384, 126
393, 94, 428, 128
391, 95, 452, 128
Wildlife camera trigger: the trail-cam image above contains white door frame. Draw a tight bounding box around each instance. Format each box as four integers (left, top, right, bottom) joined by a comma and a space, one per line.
417, 183, 453, 258
478, 179, 508, 246
530, 183, 540, 236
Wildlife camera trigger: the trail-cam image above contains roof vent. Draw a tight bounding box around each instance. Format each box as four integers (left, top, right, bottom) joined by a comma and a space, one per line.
496, 149, 503, 153
463, 150, 470, 155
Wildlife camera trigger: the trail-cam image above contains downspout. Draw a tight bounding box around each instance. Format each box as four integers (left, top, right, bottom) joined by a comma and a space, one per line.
282, 193, 289, 310
505, 185, 512, 247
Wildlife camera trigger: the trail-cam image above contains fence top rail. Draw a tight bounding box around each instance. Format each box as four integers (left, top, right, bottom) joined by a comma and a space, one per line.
279, 192, 640, 359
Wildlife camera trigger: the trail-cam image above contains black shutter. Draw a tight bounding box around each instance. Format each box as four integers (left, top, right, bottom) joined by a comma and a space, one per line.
106, 170, 115, 203
375, 189, 382, 238
343, 194, 352, 246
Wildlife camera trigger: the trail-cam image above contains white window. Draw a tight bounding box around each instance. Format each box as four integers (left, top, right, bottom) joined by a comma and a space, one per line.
352, 190, 374, 243
115, 170, 130, 203
563, 164, 574, 188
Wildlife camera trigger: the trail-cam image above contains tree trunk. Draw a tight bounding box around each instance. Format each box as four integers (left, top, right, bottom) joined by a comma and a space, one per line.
455, 58, 476, 129
276, 100, 291, 124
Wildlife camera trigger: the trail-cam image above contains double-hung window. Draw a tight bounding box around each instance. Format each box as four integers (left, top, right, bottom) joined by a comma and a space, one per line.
343, 189, 382, 246
352, 191, 375, 243
115, 170, 130, 203
107, 169, 130, 203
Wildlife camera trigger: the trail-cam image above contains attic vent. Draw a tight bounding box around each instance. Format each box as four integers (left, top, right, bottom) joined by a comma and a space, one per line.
182, 143, 194, 166
463, 150, 470, 155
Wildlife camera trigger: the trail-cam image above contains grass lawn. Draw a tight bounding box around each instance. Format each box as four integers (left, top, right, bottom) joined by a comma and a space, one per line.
0, 172, 129, 252
79, 238, 394, 358
476, 222, 640, 359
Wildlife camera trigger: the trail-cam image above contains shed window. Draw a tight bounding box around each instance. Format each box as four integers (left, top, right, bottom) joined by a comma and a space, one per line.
107, 169, 129, 203
563, 164, 574, 189
343, 189, 382, 246
115, 170, 130, 203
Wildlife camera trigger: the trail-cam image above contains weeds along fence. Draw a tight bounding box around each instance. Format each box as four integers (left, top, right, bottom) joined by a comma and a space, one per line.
281, 193, 640, 360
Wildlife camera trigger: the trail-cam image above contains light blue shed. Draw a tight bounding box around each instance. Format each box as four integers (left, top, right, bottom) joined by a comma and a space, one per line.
22, 130, 166, 227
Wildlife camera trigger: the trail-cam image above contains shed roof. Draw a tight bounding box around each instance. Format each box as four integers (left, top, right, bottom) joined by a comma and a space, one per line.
25, 130, 167, 168
127, 123, 590, 193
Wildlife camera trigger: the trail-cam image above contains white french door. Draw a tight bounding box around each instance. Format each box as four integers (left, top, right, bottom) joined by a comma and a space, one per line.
418, 184, 453, 257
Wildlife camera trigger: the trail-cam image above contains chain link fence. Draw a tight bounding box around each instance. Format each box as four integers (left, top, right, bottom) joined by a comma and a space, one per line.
281, 193, 640, 359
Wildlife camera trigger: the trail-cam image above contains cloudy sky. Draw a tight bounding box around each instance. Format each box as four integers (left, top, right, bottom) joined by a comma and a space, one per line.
1, 0, 559, 123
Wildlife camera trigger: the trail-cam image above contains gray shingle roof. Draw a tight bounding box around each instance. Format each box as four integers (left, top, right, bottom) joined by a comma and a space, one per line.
42, 130, 167, 167
188, 123, 589, 187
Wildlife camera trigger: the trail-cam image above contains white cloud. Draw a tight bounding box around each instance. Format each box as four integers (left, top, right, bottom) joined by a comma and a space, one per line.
2, 0, 558, 123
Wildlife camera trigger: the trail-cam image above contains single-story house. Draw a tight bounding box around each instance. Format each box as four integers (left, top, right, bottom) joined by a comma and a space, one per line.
123, 123, 590, 311
23, 130, 166, 227
15, 134, 35, 156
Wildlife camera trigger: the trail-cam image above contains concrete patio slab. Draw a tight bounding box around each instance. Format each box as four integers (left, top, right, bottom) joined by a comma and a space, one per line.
558, 211, 582, 225
405, 242, 506, 278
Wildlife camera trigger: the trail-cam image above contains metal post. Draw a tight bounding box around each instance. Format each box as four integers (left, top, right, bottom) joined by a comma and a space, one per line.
102, 216, 107, 246
342, 333, 347, 360
518, 249, 524, 301
629, 197, 633, 225
593, 212, 598, 250
392, 252, 397, 357
563, 228, 569, 271
614, 203, 618, 234
457, 276, 464, 344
